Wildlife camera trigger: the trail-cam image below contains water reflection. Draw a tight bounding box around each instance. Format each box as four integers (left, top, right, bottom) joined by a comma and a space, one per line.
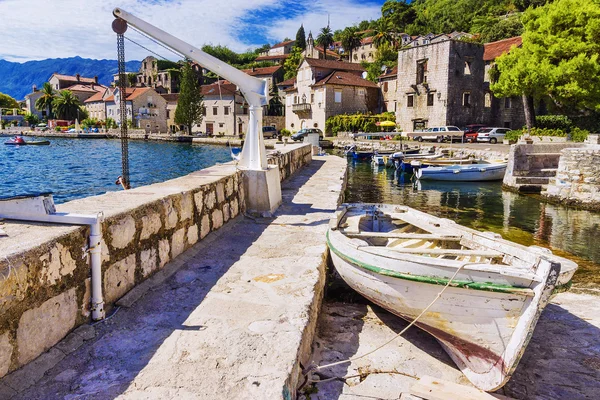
345, 159, 600, 285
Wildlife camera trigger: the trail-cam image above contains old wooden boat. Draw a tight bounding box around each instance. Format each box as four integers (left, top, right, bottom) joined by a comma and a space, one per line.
327, 203, 577, 391
4, 137, 50, 145
415, 162, 507, 181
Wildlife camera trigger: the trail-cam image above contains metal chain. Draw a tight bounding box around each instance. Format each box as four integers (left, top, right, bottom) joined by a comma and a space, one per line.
117, 33, 130, 189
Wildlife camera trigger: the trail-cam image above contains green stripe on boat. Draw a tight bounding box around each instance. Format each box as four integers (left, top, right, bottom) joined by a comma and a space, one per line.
326, 230, 535, 296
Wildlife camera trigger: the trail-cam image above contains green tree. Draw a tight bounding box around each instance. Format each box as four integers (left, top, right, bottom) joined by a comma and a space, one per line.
491, 0, 600, 129
175, 61, 204, 135
267, 84, 284, 116
35, 82, 56, 118
52, 90, 81, 120
340, 27, 362, 62
372, 19, 397, 50
283, 46, 304, 80
24, 112, 39, 126
316, 26, 334, 59
127, 73, 138, 87
381, 0, 416, 33
0, 92, 19, 109
472, 14, 523, 43
295, 24, 306, 50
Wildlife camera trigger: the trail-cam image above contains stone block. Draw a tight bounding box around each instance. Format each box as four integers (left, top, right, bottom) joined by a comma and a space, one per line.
16, 288, 78, 365
216, 182, 225, 204
109, 215, 137, 249
171, 228, 186, 259
140, 212, 161, 240
55, 331, 84, 355
39, 243, 77, 286
225, 178, 234, 198
141, 247, 158, 277
180, 192, 194, 222
73, 324, 95, 341
0, 331, 13, 378
187, 225, 199, 245
194, 191, 204, 215
158, 239, 170, 268
0, 260, 29, 314
212, 209, 224, 230
101, 240, 110, 264
223, 204, 230, 223
230, 198, 239, 219
3, 348, 65, 392
204, 188, 216, 210
104, 254, 136, 303
164, 198, 179, 230
200, 214, 211, 239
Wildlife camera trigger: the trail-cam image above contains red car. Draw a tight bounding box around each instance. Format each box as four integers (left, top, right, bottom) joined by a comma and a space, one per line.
464, 124, 487, 143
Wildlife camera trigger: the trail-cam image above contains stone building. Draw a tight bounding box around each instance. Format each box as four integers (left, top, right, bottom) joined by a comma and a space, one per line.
197, 81, 249, 136
64, 83, 107, 103
48, 73, 99, 91
283, 58, 378, 132
241, 66, 284, 93
105, 87, 167, 133
161, 93, 180, 133
352, 36, 376, 63
378, 66, 398, 113
256, 40, 295, 64
83, 88, 113, 121
303, 32, 340, 61
135, 56, 204, 94
24, 87, 45, 118
394, 38, 525, 132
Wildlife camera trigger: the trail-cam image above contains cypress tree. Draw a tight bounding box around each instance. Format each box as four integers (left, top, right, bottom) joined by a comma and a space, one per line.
175, 61, 204, 135
295, 24, 306, 50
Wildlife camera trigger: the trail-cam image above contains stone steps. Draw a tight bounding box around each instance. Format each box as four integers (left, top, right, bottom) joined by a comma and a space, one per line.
515, 176, 552, 185
514, 168, 558, 178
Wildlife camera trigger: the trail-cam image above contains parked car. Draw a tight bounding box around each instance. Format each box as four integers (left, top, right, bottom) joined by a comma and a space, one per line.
262, 126, 278, 139
412, 126, 463, 143
291, 128, 324, 141
476, 127, 511, 144
464, 124, 487, 143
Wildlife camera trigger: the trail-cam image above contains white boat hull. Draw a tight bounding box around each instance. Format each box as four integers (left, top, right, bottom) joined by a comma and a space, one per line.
327, 204, 576, 391
416, 163, 507, 181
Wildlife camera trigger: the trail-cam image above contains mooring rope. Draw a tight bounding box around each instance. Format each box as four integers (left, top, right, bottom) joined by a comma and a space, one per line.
301, 261, 479, 387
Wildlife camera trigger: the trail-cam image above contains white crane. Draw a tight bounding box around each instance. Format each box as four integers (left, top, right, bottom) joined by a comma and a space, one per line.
112, 8, 269, 171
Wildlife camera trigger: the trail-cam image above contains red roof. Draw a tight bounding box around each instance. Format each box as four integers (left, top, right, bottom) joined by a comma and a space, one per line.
277, 77, 296, 87
241, 66, 282, 76
104, 87, 151, 102
360, 36, 374, 45
312, 70, 378, 88
313, 46, 340, 58
201, 82, 237, 96
84, 90, 107, 103
65, 83, 106, 93
52, 73, 97, 84
304, 58, 365, 72
483, 36, 522, 61
271, 40, 295, 49
255, 54, 290, 61
378, 66, 397, 79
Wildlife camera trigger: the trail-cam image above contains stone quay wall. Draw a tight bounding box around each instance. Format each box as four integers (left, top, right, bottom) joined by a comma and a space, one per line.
543, 145, 600, 211
0, 144, 312, 379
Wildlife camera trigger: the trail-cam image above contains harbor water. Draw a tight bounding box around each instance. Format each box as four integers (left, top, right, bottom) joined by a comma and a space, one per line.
344, 159, 600, 288
0, 136, 231, 203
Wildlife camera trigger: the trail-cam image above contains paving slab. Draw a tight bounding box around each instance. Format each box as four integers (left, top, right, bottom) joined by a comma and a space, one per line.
2, 155, 346, 400
303, 289, 600, 400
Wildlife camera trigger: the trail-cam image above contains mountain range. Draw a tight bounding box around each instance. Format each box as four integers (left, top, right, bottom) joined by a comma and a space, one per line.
0, 57, 141, 100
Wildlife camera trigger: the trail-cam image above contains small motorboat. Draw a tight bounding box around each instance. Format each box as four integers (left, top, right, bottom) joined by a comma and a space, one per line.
327, 203, 577, 391
4, 136, 50, 146
415, 161, 507, 181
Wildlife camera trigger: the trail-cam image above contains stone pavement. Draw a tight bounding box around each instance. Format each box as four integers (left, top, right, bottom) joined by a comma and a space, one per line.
0, 155, 347, 400
304, 289, 600, 400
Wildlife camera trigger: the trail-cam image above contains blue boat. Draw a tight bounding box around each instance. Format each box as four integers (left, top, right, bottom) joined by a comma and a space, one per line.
415, 162, 508, 181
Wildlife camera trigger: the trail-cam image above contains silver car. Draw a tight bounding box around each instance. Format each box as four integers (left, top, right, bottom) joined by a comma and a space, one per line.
476, 127, 511, 144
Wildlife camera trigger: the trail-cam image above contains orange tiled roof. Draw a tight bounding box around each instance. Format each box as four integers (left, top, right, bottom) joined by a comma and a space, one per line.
65, 83, 106, 93
378, 66, 398, 79
304, 58, 365, 72
84, 90, 106, 103
483, 36, 522, 61
360, 36, 374, 45
52, 73, 97, 84
161, 93, 180, 102
277, 77, 296, 87
201, 82, 237, 96
241, 65, 282, 76
313, 46, 340, 58
312, 70, 378, 88
271, 40, 295, 49
104, 87, 151, 102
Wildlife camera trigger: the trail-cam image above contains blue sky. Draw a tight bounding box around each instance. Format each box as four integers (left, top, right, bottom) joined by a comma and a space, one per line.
0, 0, 387, 62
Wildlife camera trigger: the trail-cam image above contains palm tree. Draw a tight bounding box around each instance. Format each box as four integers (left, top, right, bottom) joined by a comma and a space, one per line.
52, 90, 81, 120
340, 27, 362, 62
372, 19, 397, 50
35, 82, 56, 119
316, 26, 334, 59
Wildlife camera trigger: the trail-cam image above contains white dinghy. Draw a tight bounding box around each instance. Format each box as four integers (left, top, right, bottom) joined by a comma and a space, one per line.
415, 161, 507, 181
326, 203, 577, 391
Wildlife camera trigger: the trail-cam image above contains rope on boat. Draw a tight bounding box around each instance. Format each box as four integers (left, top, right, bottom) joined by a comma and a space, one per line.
300, 261, 480, 388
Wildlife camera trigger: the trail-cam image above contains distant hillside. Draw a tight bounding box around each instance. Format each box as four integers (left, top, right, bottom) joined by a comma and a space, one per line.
0, 57, 141, 100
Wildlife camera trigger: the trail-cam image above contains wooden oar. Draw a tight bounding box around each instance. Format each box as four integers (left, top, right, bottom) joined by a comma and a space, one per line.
346, 232, 462, 241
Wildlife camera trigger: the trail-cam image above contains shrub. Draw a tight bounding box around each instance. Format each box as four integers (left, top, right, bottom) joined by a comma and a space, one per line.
280, 128, 291, 136
325, 112, 396, 135
535, 115, 573, 131
505, 130, 521, 141
55, 126, 61, 132
571, 127, 589, 142
393, 135, 403, 140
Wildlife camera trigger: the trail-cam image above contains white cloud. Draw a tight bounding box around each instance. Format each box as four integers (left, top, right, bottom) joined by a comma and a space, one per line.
0, 0, 382, 62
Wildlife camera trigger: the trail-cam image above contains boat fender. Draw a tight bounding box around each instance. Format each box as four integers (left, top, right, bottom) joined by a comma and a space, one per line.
453, 170, 460, 174
479, 168, 487, 172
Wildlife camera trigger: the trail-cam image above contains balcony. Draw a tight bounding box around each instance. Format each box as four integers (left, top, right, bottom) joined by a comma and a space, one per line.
292, 103, 311, 113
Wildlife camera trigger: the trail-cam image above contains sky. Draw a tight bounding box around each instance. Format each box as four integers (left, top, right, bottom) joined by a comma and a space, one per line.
0, 0, 386, 62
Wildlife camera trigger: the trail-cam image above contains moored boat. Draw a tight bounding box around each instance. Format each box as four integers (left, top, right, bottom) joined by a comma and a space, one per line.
327, 203, 577, 391
4, 137, 50, 146
415, 161, 507, 181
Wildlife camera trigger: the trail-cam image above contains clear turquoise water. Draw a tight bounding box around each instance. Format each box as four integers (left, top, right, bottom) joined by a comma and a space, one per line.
0, 136, 231, 204
344, 159, 600, 286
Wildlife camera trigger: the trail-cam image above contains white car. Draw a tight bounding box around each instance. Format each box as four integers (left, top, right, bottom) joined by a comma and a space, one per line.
476, 127, 511, 144
413, 126, 463, 143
